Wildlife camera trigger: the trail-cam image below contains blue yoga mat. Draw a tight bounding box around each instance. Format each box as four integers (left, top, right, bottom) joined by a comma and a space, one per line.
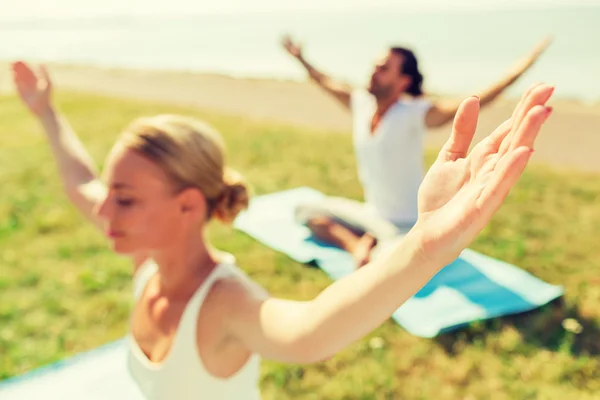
0, 338, 144, 399
234, 187, 564, 338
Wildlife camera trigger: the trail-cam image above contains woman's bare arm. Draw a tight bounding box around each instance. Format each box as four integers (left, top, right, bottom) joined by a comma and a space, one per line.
12, 61, 149, 270
225, 83, 554, 364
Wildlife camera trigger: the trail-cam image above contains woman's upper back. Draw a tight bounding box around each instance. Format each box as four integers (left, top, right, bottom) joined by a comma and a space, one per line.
127, 254, 262, 400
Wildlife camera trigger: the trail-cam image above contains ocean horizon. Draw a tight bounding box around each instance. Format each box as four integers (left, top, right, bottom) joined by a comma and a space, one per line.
2, 4, 599, 101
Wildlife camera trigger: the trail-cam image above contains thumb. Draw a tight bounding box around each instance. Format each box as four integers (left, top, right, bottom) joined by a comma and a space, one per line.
39, 64, 53, 91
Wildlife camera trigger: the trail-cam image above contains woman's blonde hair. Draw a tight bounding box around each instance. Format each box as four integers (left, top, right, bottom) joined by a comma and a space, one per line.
118, 114, 249, 224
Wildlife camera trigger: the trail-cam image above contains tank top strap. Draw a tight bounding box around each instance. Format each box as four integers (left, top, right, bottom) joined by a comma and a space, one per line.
168, 255, 238, 355
132, 261, 158, 301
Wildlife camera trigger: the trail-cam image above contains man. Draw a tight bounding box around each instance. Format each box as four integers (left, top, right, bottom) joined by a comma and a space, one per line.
282, 35, 552, 267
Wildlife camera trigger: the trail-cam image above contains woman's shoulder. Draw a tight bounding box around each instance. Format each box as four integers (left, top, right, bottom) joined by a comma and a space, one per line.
214, 258, 267, 300
210, 255, 269, 313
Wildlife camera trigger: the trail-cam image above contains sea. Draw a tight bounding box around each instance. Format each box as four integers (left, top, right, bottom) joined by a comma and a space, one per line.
0, 4, 599, 101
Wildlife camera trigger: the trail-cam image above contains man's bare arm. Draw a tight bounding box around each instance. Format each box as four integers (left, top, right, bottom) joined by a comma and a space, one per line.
425, 36, 553, 128
281, 35, 352, 109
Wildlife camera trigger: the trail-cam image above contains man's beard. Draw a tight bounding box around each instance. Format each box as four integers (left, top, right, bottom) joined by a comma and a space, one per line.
368, 82, 394, 100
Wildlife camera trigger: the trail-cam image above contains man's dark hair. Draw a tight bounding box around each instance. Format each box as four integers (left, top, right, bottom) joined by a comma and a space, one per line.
390, 47, 424, 96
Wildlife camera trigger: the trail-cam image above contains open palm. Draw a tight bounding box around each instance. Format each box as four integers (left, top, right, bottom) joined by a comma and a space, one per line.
281, 35, 302, 58
11, 61, 53, 116
415, 84, 554, 266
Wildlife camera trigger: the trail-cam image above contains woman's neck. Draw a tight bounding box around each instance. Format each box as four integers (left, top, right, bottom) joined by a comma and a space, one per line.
149, 231, 220, 298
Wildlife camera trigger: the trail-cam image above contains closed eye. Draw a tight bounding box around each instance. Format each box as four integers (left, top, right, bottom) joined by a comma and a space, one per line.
116, 198, 135, 207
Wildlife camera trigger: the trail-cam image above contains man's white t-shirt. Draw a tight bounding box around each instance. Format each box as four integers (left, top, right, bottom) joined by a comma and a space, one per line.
350, 89, 432, 227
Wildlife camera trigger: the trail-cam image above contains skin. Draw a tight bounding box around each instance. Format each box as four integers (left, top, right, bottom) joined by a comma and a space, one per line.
11, 61, 554, 384
281, 35, 553, 129
280, 35, 553, 267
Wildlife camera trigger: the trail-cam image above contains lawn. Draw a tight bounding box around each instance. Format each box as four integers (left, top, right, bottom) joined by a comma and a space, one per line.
1, 91, 599, 399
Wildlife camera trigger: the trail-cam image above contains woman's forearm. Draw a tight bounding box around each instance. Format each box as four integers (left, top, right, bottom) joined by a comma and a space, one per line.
297, 231, 439, 361
38, 107, 99, 190
36, 107, 106, 229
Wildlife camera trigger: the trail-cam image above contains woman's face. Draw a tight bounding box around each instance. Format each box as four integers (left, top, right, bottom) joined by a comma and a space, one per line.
94, 144, 202, 256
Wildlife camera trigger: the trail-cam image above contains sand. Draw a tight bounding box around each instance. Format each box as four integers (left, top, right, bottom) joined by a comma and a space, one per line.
1, 62, 598, 173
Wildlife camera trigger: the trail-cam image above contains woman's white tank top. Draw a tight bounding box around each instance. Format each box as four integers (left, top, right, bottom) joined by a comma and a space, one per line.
127, 254, 262, 399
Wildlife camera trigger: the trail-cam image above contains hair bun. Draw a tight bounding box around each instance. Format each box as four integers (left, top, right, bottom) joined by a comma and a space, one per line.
211, 168, 250, 224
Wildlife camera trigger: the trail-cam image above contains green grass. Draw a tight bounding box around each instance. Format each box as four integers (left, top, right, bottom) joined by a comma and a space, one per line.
1, 91, 599, 399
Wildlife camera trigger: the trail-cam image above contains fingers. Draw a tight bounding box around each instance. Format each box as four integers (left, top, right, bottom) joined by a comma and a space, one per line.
477, 104, 551, 216
475, 82, 541, 158
11, 61, 30, 80
437, 96, 480, 161
10, 60, 36, 86
10, 60, 27, 72
509, 105, 552, 151
467, 118, 512, 182
39, 64, 52, 90
484, 119, 512, 151
498, 83, 554, 156
281, 34, 299, 51
507, 84, 554, 151
513, 84, 554, 134
10, 61, 52, 91
510, 82, 543, 122
476, 146, 533, 219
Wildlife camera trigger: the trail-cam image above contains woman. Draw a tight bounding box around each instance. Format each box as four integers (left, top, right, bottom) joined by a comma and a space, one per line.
11, 60, 553, 399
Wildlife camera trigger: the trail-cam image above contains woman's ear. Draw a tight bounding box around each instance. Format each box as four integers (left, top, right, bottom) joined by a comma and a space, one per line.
177, 187, 208, 219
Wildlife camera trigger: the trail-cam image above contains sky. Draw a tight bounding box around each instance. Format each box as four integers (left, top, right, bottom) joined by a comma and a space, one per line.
0, 0, 597, 20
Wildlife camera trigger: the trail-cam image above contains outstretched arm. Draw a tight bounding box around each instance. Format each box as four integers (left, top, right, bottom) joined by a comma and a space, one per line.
12, 62, 106, 231
227, 83, 555, 364
425, 36, 553, 128
281, 35, 353, 109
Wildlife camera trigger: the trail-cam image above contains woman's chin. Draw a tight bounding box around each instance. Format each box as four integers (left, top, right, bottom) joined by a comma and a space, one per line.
108, 238, 138, 256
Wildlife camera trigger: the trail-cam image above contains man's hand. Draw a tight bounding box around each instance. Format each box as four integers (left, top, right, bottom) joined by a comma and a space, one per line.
281, 35, 303, 59
279, 34, 352, 109
425, 36, 553, 128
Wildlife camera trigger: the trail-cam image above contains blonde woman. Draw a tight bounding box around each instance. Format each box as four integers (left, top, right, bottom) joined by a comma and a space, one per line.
12, 61, 553, 399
